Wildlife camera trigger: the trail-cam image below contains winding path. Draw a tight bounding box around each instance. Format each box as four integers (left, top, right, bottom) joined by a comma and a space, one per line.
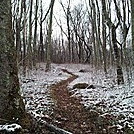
49, 69, 99, 134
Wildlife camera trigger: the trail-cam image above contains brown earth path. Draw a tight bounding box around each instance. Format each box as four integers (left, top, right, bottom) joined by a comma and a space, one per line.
49, 69, 106, 134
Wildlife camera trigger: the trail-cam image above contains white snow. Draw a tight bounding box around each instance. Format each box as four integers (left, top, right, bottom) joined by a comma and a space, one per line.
20, 63, 71, 116
0, 124, 21, 132
20, 63, 134, 132
66, 64, 134, 131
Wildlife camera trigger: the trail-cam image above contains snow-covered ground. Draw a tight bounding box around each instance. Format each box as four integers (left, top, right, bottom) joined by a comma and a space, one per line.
66, 64, 134, 132
0, 124, 22, 132
20, 63, 134, 132
20, 64, 71, 116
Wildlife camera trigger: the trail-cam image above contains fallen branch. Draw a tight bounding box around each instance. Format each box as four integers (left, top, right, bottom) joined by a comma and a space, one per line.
44, 122, 72, 134
39, 120, 72, 134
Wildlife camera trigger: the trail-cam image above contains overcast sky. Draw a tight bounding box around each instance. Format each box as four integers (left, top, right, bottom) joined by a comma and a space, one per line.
42, 0, 131, 41
51, 0, 86, 38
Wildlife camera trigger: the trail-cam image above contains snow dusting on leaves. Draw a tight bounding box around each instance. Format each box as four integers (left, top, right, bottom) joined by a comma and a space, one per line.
0, 124, 22, 132
19, 63, 134, 133
20, 64, 71, 117
67, 64, 134, 132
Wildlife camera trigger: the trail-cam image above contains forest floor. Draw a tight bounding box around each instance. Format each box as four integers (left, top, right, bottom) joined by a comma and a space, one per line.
19, 63, 134, 134
48, 69, 113, 134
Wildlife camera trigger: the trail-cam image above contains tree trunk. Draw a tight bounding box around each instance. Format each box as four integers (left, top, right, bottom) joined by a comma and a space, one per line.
101, 0, 107, 73
28, 0, 33, 69
111, 25, 124, 84
89, 0, 98, 67
39, 0, 45, 62
67, 5, 71, 62
131, 0, 134, 53
33, 0, 39, 67
22, 0, 27, 76
46, 0, 55, 71
16, 18, 21, 64
0, 0, 25, 122
102, 0, 124, 85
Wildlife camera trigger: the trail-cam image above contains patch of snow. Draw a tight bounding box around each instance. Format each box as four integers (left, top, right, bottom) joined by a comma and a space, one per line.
19, 63, 134, 132
20, 63, 71, 117
66, 64, 134, 131
116, 124, 123, 130
0, 124, 21, 132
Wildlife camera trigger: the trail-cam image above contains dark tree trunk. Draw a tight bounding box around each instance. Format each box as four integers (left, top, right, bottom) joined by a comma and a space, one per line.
0, 0, 25, 122
111, 25, 124, 84
16, 18, 21, 64
102, 0, 124, 85
46, 0, 55, 71
130, 0, 134, 54
101, 0, 107, 73
22, 0, 26, 76
28, 0, 33, 69
67, 6, 71, 62
33, 0, 39, 66
40, 0, 44, 62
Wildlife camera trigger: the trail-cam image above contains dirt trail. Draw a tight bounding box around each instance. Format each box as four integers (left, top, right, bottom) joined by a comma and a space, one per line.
49, 69, 101, 134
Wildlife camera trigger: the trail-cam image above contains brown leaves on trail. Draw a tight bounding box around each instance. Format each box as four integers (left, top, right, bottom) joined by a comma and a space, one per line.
49, 71, 98, 134
48, 70, 118, 134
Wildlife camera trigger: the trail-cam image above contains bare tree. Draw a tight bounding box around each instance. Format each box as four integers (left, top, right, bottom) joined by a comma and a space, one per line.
60, 0, 72, 62
46, 0, 55, 71
22, 0, 28, 75
101, 0, 124, 84
130, 0, 134, 54
101, 0, 107, 73
33, 0, 39, 66
39, 0, 44, 62
27, 0, 33, 69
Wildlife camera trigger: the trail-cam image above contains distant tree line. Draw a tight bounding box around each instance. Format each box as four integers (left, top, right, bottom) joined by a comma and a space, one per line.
12, 0, 133, 84
0, 0, 134, 127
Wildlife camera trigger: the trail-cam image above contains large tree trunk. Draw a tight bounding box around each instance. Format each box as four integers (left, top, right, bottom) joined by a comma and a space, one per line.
0, 0, 25, 122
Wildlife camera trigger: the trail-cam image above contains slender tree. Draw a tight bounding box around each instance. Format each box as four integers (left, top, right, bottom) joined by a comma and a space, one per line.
22, 0, 27, 75
60, 0, 72, 62
39, 0, 44, 62
28, 0, 33, 69
101, 0, 107, 73
33, 0, 39, 66
46, 0, 55, 71
102, 0, 124, 84
130, 0, 134, 54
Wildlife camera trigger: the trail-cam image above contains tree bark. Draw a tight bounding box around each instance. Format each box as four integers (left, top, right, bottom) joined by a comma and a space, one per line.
130, 0, 134, 53
101, 0, 107, 73
101, 0, 124, 84
0, 0, 25, 122
46, 0, 55, 71
22, 0, 26, 76
28, 0, 33, 69
33, 0, 39, 66
39, 0, 45, 62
